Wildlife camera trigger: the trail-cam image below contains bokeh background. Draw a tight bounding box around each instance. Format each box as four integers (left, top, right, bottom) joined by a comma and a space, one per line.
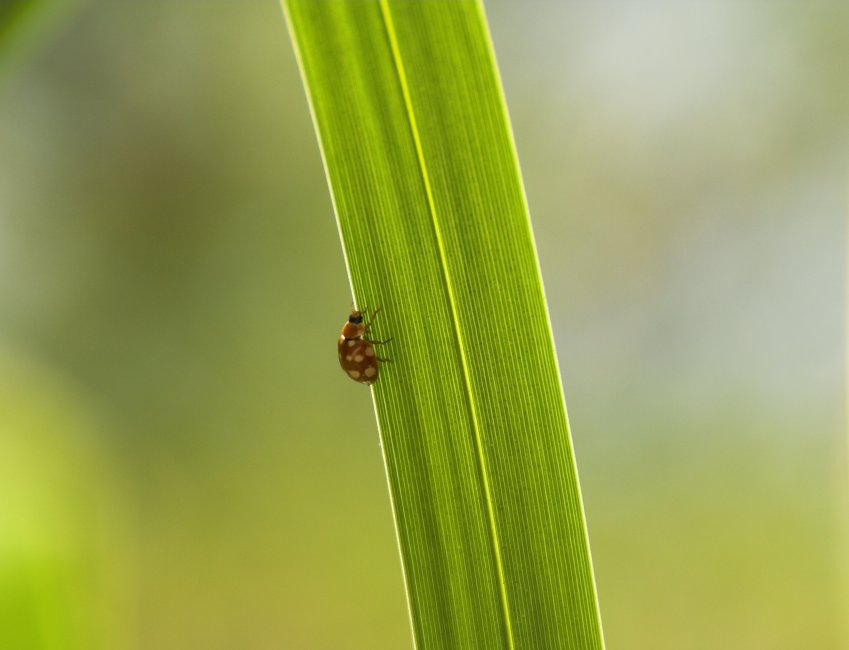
0, 1, 846, 648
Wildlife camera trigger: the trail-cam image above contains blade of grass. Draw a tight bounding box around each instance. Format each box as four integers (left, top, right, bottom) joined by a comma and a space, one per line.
283, 1, 605, 647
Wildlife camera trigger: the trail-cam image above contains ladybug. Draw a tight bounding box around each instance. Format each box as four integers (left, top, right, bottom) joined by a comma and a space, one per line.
338, 307, 392, 384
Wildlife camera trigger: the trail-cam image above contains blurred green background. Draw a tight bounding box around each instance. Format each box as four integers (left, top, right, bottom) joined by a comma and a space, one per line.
0, 1, 846, 648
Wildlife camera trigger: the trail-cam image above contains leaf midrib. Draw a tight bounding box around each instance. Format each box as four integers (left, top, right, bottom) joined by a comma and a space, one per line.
378, 2, 516, 648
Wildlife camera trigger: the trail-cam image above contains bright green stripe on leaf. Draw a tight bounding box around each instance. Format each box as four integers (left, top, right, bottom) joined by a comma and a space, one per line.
283, 1, 604, 648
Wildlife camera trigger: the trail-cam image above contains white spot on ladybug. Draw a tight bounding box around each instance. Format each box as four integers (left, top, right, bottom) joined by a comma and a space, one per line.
347, 340, 356, 347
348, 369, 361, 379
365, 347, 375, 357
346, 355, 353, 361
364, 366, 377, 378
355, 354, 364, 362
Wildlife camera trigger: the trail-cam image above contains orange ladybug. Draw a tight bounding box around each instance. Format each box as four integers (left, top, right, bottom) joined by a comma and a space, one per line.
338, 307, 391, 384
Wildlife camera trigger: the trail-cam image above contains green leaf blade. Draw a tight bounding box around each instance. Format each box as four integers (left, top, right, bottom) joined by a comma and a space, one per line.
284, 1, 604, 647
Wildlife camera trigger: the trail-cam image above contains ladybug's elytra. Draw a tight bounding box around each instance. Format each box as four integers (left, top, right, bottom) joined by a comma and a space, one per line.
338, 307, 391, 384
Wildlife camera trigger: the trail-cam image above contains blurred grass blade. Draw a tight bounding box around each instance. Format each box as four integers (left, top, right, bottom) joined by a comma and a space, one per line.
0, 0, 86, 83
0, 0, 32, 49
283, 1, 604, 647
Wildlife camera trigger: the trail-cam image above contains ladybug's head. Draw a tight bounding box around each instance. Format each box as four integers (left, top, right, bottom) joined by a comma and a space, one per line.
341, 310, 365, 339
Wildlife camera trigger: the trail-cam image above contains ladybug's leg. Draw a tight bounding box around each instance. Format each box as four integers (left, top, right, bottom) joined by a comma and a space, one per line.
363, 306, 382, 333
366, 337, 393, 345
376, 356, 392, 363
